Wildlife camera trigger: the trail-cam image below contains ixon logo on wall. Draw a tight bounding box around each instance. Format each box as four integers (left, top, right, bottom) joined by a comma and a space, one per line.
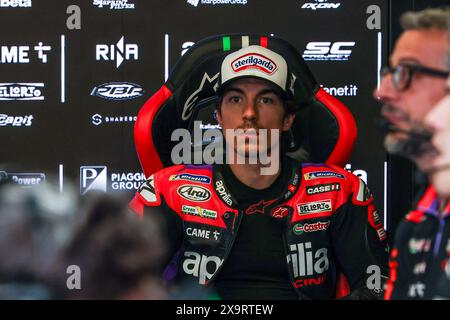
80, 166, 146, 195
301, 0, 340, 10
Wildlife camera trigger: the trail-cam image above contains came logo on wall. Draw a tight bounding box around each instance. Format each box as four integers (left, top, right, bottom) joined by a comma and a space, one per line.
93, 0, 135, 9
0, 83, 44, 101
0, 42, 51, 64
303, 42, 355, 61
96, 37, 138, 68
91, 114, 137, 126
0, 0, 31, 8
187, 0, 247, 7
80, 166, 146, 195
91, 82, 143, 100
0, 171, 45, 187
301, 0, 340, 10
0, 113, 33, 126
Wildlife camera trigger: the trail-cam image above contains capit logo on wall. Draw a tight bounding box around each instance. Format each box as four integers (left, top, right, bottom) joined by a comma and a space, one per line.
0, 83, 44, 101
96, 37, 138, 68
91, 82, 143, 100
0, 113, 33, 126
0, 171, 45, 187
91, 114, 137, 126
0, 0, 32, 8
0, 43, 51, 64
301, 0, 340, 10
93, 0, 135, 9
187, 0, 247, 7
303, 42, 355, 61
80, 166, 146, 195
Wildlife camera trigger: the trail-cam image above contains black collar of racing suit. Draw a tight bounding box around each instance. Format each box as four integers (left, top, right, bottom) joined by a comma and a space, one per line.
211, 156, 302, 212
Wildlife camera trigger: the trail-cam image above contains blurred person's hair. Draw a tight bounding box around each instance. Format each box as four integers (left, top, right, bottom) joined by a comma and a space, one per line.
0, 179, 78, 299
401, 6, 450, 31
401, 6, 450, 67
61, 193, 169, 299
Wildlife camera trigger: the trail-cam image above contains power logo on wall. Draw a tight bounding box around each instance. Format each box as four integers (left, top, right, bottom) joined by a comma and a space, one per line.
0, 171, 45, 187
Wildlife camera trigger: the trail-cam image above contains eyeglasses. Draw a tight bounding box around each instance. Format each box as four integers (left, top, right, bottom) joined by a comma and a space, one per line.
382, 64, 449, 91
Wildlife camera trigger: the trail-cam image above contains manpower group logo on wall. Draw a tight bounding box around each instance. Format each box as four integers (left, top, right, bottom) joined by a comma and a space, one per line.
80, 166, 146, 195
186, 0, 247, 7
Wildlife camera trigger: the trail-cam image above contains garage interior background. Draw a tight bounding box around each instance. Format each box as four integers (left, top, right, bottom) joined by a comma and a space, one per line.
0, 0, 447, 240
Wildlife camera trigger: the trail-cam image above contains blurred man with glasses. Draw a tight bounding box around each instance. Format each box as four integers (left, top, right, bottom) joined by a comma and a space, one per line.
373, 7, 450, 299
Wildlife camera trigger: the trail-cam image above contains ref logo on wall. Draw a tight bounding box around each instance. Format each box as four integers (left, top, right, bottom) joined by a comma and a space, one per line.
96, 37, 138, 68
91, 114, 137, 126
80, 166, 146, 195
91, 82, 143, 100
0, 0, 31, 7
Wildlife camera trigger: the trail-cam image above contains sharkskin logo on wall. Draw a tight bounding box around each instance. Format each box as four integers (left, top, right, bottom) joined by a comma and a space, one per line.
80, 166, 146, 195
91, 114, 137, 126
187, 0, 247, 7
0, 171, 45, 187
91, 82, 143, 101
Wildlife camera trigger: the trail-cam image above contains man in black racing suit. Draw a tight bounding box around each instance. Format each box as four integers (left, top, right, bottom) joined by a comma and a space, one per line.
130, 44, 389, 300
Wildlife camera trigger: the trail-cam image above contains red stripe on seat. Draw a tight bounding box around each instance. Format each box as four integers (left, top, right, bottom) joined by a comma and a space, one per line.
134, 85, 173, 178
315, 88, 357, 167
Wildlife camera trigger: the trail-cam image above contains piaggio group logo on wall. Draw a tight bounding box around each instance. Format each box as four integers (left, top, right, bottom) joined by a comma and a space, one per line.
80, 166, 146, 195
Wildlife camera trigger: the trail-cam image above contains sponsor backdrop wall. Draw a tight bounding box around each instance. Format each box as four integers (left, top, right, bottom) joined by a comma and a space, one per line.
0, 1, 391, 228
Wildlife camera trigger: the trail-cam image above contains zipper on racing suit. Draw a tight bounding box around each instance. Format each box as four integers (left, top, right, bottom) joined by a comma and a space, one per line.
208, 209, 243, 283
